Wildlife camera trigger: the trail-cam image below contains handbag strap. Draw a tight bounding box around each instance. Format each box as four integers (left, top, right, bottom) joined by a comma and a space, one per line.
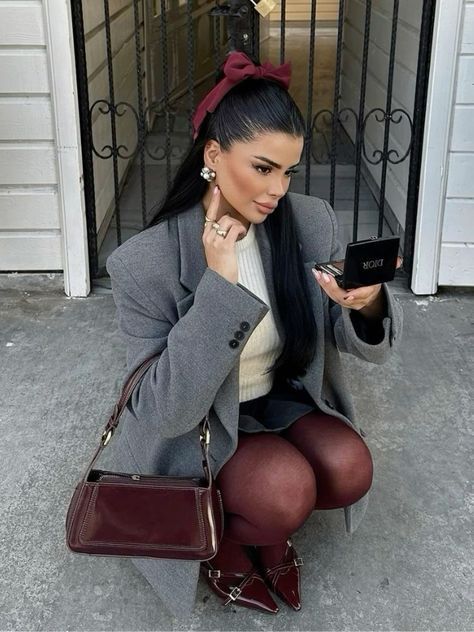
81, 354, 213, 488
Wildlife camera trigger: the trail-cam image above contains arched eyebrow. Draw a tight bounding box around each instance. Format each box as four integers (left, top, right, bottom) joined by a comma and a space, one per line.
252, 155, 300, 169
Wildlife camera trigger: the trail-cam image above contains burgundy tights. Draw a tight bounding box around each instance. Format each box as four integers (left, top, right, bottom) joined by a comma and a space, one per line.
215, 410, 374, 548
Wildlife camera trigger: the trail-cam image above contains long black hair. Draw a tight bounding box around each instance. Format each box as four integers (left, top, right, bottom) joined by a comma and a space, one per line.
146, 66, 317, 380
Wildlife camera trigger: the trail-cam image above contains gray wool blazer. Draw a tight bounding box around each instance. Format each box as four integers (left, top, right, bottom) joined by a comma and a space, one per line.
105, 191, 403, 618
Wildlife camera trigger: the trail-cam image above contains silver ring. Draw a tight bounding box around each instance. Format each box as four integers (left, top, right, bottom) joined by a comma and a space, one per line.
216, 229, 227, 237
211, 222, 220, 230
205, 215, 217, 223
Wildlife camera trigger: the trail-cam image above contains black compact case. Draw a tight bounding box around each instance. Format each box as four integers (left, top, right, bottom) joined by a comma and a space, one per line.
314, 235, 400, 290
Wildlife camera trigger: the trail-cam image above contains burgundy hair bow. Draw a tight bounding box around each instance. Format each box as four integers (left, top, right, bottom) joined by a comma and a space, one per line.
191, 51, 292, 139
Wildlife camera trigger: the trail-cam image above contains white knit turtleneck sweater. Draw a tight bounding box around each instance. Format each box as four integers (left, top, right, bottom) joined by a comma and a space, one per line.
235, 222, 284, 402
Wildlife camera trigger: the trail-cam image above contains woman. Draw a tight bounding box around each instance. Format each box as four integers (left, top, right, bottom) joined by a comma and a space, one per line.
106, 51, 403, 617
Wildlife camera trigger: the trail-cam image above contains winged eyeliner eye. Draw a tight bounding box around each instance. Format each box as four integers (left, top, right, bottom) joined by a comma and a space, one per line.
254, 165, 299, 176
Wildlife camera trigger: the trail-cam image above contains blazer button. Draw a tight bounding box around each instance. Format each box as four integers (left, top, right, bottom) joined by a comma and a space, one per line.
240, 321, 250, 332
229, 339, 240, 349
234, 331, 245, 340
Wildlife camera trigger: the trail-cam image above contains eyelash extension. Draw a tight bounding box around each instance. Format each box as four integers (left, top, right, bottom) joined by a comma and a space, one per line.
254, 165, 299, 176
254, 165, 271, 175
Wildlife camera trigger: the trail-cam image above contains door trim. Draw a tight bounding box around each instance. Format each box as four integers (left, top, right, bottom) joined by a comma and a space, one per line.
43, 0, 89, 297
411, 0, 464, 295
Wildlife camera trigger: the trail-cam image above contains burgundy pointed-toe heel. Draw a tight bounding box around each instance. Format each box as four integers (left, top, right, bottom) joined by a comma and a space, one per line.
202, 561, 279, 614
261, 539, 304, 611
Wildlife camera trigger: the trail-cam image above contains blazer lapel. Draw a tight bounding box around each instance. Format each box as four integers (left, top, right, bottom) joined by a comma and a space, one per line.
254, 221, 286, 344
177, 201, 208, 294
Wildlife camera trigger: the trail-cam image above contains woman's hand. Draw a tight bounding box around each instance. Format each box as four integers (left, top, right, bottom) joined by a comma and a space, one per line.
202, 186, 248, 285
312, 256, 403, 319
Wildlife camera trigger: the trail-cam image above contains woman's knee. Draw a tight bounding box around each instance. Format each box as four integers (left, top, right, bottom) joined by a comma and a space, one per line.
261, 457, 317, 535
283, 413, 374, 508
333, 436, 373, 489
245, 435, 318, 525
218, 433, 317, 535
316, 436, 374, 508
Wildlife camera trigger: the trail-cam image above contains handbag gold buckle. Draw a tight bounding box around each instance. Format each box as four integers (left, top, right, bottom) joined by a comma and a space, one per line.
101, 428, 114, 446
200, 427, 210, 446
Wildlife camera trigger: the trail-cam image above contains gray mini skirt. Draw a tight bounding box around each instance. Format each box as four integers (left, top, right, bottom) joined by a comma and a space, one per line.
238, 375, 318, 434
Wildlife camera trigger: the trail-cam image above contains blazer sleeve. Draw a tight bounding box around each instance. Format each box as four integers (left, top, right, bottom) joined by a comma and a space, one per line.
106, 253, 269, 439
323, 200, 403, 364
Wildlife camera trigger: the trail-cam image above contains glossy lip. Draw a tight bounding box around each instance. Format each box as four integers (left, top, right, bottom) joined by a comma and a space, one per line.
254, 201, 277, 212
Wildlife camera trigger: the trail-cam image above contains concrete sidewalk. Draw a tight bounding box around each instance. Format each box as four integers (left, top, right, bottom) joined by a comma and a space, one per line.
0, 273, 472, 631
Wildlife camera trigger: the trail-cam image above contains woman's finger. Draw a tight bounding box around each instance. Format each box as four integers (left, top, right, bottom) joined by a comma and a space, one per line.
312, 269, 342, 302
225, 223, 247, 242
313, 269, 373, 306
342, 285, 374, 301
204, 218, 247, 246
203, 186, 221, 235
211, 222, 247, 243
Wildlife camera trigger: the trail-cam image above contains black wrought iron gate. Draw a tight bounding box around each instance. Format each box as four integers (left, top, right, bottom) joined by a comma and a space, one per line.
70, 0, 437, 282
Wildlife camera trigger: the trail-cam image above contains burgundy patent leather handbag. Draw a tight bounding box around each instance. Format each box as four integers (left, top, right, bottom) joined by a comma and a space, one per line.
65, 355, 224, 561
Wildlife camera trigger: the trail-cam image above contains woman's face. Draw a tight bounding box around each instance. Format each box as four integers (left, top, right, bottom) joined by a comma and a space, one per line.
202, 132, 304, 229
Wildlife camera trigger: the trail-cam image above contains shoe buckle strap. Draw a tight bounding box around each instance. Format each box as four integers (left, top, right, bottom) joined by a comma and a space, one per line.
224, 586, 242, 604
208, 569, 221, 579
266, 557, 304, 577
